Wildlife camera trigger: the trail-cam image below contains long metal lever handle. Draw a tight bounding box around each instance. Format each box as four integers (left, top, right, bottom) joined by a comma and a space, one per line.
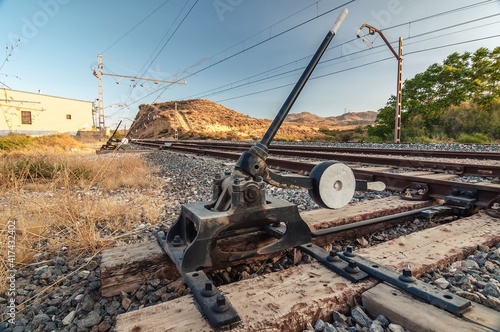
259, 8, 348, 148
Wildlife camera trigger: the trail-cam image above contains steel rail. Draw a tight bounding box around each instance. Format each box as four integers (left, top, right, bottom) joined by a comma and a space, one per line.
134, 142, 500, 208
310, 205, 436, 237
143, 140, 500, 161
133, 140, 500, 177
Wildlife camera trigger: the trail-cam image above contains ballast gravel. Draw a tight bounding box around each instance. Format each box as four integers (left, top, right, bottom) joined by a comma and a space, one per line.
1, 149, 498, 332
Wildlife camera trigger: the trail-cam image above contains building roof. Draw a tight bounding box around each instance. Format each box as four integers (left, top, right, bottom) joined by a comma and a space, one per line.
0, 88, 92, 104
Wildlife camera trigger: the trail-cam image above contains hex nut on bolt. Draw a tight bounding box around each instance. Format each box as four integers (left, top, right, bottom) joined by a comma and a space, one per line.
201, 281, 216, 297
344, 246, 356, 257
172, 235, 182, 247
398, 267, 416, 283
213, 294, 229, 313
327, 250, 340, 262
345, 260, 360, 274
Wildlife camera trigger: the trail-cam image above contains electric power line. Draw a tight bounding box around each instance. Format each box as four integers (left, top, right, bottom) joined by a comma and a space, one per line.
101, 0, 171, 54
106, 0, 499, 120
182, 8, 500, 101
104, 1, 355, 118
127, 0, 199, 105
216, 34, 500, 103
144, 0, 355, 106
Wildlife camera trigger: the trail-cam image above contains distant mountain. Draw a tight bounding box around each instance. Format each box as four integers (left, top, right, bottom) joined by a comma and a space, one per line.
286, 111, 377, 126
129, 99, 376, 141
285, 112, 335, 124
330, 111, 377, 123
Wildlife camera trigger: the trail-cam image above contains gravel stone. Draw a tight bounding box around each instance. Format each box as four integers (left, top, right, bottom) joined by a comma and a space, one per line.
32, 313, 50, 327
62, 310, 76, 325
98, 320, 112, 332
433, 277, 450, 289
324, 322, 336, 332
122, 297, 132, 310
77, 310, 102, 328
81, 296, 95, 312
53, 256, 66, 265
388, 323, 406, 332
314, 319, 325, 331
332, 311, 348, 326
351, 306, 372, 328
374, 314, 390, 327
369, 320, 385, 332
482, 282, 500, 298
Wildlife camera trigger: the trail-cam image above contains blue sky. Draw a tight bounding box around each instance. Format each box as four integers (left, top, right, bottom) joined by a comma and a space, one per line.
1, 0, 499, 129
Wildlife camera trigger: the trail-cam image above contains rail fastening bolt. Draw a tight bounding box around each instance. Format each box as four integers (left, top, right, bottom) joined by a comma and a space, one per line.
327, 250, 340, 262
201, 280, 216, 297
399, 267, 416, 283
213, 294, 229, 313
172, 235, 182, 247
344, 246, 355, 257
345, 260, 360, 274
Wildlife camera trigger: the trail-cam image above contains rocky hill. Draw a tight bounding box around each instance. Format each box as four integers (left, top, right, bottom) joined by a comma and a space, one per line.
128, 99, 376, 141
332, 111, 377, 123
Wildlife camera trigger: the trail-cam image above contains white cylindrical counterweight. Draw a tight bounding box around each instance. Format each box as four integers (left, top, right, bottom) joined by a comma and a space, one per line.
308, 161, 356, 209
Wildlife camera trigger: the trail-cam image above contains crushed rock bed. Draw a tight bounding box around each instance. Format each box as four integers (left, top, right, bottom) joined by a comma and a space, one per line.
1, 151, 498, 332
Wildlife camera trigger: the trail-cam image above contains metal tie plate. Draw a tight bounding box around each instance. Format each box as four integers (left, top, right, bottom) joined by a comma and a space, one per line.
183, 271, 240, 328
266, 224, 368, 282
298, 243, 369, 282
336, 251, 471, 315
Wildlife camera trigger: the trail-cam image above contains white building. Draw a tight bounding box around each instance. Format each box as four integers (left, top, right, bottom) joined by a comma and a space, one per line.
0, 88, 93, 135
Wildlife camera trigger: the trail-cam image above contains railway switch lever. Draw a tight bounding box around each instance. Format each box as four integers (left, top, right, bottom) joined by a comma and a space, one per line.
157, 9, 352, 329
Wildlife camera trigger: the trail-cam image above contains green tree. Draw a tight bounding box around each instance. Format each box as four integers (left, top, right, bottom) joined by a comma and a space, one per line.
367, 96, 396, 141
368, 46, 500, 142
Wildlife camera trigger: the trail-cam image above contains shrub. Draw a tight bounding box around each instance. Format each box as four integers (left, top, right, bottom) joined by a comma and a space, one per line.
404, 136, 433, 143
0, 134, 34, 152
456, 133, 490, 144
0, 133, 83, 154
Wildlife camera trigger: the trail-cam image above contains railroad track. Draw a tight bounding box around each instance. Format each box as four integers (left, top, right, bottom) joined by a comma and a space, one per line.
131, 139, 500, 177
99, 140, 500, 331
130, 139, 500, 211
135, 139, 500, 160
108, 21, 500, 328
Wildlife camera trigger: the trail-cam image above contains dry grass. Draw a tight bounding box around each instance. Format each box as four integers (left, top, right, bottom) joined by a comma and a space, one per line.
0, 133, 86, 155
0, 150, 165, 293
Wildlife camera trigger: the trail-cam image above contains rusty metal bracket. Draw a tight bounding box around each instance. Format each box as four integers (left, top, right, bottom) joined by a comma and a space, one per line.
485, 195, 500, 219
336, 250, 471, 315
162, 183, 312, 273
400, 182, 429, 201
183, 270, 240, 328
444, 186, 477, 216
